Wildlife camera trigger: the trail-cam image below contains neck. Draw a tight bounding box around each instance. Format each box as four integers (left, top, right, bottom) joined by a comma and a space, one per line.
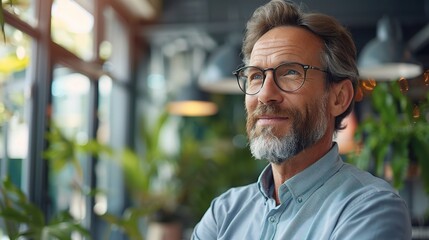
271, 134, 333, 205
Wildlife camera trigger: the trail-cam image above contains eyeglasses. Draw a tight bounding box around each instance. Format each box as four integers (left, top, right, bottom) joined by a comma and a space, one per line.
233, 62, 327, 95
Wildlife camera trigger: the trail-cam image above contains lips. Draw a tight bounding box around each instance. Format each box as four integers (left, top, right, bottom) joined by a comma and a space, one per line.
247, 104, 292, 132
256, 115, 289, 126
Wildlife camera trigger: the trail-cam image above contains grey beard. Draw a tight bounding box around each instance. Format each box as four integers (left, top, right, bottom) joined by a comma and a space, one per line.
248, 104, 328, 164
249, 127, 300, 164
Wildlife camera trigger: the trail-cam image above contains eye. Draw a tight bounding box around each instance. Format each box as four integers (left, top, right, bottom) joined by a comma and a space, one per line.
249, 72, 264, 81
277, 64, 304, 78
283, 69, 299, 76
243, 67, 263, 81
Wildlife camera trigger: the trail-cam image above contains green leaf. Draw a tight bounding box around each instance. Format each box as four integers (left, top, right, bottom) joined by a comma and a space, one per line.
350, 81, 427, 191
44, 124, 79, 173
2, 177, 27, 203
79, 139, 114, 157
390, 140, 410, 189
100, 208, 149, 240
119, 147, 163, 199
140, 109, 169, 162
0, 177, 47, 238
411, 136, 429, 193
0, 0, 5, 42
34, 211, 91, 239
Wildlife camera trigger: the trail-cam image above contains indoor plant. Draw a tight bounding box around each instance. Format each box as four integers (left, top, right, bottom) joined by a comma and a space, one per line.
349, 80, 429, 191
0, 177, 90, 239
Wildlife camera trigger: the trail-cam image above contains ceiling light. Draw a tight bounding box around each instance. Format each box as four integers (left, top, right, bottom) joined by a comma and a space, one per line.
167, 81, 218, 117
358, 16, 423, 81
198, 41, 243, 94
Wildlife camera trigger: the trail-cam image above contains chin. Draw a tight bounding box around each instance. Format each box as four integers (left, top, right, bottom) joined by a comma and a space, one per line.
252, 125, 289, 140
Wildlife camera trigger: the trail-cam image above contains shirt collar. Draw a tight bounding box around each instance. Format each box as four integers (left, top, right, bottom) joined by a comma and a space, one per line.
257, 143, 344, 203
258, 164, 274, 200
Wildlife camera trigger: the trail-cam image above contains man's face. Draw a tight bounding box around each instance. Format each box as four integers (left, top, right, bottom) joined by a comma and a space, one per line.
245, 26, 331, 164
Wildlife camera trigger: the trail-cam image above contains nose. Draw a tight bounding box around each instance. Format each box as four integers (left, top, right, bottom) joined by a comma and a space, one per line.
257, 71, 284, 104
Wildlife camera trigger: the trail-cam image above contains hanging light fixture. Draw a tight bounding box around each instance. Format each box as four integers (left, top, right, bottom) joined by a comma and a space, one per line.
358, 16, 423, 81
167, 80, 218, 117
167, 44, 218, 117
198, 37, 243, 94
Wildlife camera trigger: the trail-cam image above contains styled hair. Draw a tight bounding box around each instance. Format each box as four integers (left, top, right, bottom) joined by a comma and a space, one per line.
242, 0, 359, 131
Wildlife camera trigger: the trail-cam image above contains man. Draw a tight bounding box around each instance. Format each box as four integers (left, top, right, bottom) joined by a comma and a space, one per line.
192, 0, 411, 239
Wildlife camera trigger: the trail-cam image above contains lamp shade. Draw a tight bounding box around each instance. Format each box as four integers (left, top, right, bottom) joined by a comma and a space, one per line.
198, 42, 243, 94
167, 81, 218, 117
358, 16, 422, 80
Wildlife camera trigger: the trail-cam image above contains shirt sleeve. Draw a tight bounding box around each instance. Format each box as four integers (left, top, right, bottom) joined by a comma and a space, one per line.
191, 198, 219, 240
330, 190, 412, 240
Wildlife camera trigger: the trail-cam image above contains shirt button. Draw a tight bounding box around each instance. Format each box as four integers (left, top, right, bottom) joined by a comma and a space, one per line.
269, 216, 276, 223
297, 197, 303, 203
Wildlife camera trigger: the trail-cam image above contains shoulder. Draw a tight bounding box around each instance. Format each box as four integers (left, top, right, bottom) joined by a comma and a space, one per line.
211, 182, 260, 210
329, 163, 412, 239
191, 183, 262, 240
334, 162, 400, 196
332, 163, 408, 215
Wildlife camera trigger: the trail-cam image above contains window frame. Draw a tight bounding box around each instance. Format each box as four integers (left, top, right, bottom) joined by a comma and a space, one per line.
2, 0, 140, 236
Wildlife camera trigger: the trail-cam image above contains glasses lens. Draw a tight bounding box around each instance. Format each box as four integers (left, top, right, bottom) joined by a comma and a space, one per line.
237, 66, 264, 94
275, 63, 305, 92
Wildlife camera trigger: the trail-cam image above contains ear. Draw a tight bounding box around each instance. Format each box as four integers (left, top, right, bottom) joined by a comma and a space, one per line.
329, 80, 354, 117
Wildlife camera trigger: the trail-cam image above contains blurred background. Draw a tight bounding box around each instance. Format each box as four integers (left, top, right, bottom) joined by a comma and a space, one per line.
1, 0, 429, 239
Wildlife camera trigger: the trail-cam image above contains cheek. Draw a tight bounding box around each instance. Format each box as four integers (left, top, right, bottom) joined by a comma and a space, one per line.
245, 96, 257, 133
245, 95, 257, 112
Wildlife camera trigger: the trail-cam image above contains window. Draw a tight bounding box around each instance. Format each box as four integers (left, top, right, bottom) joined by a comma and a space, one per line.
50, 66, 91, 220
2, 0, 37, 26
0, 24, 32, 187
1, 0, 137, 237
51, 0, 94, 60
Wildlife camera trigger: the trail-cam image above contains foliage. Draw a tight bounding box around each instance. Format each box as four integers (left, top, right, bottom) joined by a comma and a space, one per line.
134, 109, 174, 209
100, 207, 150, 240
0, 0, 21, 42
43, 119, 169, 238
348, 81, 429, 191
0, 177, 90, 239
1, 94, 264, 239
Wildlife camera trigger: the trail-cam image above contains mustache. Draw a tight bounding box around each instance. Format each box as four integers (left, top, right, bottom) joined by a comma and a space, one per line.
248, 104, 294, 118
246, 104, 295, 135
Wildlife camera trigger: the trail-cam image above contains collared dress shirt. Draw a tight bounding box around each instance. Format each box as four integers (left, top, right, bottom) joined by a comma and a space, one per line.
191, 144, 411, 240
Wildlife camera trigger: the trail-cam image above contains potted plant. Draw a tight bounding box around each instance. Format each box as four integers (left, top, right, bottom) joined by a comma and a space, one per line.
348, 80, 429, 191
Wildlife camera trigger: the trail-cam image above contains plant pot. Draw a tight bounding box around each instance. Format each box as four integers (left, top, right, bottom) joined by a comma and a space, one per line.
146, 221, 182, 240
146, 208, 183, 240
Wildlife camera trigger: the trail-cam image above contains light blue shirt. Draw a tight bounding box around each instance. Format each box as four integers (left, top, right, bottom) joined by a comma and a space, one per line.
192, 144, 411, 240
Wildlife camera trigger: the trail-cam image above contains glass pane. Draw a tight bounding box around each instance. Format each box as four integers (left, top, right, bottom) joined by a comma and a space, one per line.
2, 0, 37, 26
50, 66, 90, 220
0, 24, 32, 187
93, 75, 111, 217
97, 75, 111, 144
51, 0, 94, 60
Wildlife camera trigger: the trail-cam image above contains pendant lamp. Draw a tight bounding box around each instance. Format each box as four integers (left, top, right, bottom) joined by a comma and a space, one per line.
358, 16, 423, 81
198, 38, 243, 94
167, 79, 218, 117
167, 47, 218, 117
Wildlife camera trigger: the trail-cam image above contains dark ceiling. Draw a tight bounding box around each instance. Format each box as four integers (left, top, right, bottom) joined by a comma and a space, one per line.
142, 0, 429, 67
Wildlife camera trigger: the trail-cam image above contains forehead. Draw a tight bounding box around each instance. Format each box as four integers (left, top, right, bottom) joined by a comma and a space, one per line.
250, 26, 324, 66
